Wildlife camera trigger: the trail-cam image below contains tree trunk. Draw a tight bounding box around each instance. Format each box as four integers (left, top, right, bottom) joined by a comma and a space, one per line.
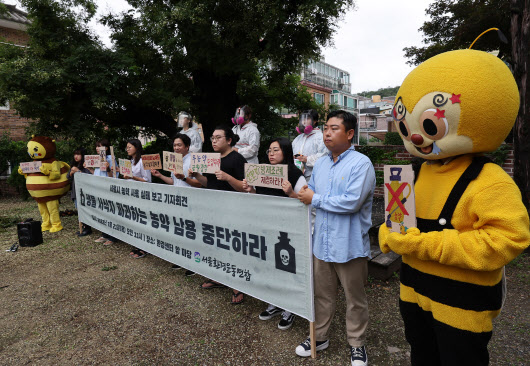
511, 0, 530, 213
191, 70, 240, 152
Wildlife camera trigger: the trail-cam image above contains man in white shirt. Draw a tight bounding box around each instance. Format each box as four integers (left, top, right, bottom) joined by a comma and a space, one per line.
232, 105, 260, 164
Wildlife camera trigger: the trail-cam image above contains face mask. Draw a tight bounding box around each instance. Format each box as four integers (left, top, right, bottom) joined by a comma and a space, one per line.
177, 113, 190, 128
231, 108, 246, 125
296, 113, 314, 134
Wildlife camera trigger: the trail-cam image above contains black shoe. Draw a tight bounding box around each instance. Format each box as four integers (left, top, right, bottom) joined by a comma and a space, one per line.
278, 311, 295, 330
78, 227, 92, 237
350, 346, 368, 366
184, 270, 195, 277
171, 264, 182, 270
295, 337, 329, 357
259, 305, 283, 320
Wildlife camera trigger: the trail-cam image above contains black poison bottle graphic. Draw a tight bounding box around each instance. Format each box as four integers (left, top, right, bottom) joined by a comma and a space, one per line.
80, 188, 86, 206
275, 232, 296, 274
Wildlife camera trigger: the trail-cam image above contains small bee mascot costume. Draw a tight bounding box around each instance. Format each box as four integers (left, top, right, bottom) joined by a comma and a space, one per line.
379, 46, 530, 365
18, 136, 70, 232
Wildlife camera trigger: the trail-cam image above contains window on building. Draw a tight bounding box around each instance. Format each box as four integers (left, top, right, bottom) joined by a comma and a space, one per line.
330, 94, 338, 105
316, 62, 322, 73
314, 93, 325, 105
0, 100, 9, 111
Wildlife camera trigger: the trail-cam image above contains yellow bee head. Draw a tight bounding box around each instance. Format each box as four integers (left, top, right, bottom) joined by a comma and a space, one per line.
393, 49, 519, 160
27, 136, 56, 160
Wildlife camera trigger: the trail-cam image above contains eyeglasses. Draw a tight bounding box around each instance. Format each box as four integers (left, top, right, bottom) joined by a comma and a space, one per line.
210, 135, 225, 142
266, 148, 281, 155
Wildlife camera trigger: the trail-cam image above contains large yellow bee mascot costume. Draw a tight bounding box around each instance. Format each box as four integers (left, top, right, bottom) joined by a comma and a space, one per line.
18, 136, 70, 232
379, 48, 530, 365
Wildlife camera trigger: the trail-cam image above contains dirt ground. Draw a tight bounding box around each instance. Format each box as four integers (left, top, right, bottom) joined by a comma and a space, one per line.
0, 197, 528, 365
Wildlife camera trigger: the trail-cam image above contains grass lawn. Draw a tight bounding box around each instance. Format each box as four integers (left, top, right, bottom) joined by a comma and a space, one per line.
0, 197, 528, 365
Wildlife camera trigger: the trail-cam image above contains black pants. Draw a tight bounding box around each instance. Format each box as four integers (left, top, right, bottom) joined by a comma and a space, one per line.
400, 300, 491, 366
102, 232, 118, 242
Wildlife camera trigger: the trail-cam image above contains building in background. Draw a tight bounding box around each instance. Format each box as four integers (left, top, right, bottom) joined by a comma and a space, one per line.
0, 4, 31, 141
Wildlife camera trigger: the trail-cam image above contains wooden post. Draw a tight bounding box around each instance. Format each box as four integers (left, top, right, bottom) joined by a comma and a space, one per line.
110, 146, 116, 178
310, 321, 316, 359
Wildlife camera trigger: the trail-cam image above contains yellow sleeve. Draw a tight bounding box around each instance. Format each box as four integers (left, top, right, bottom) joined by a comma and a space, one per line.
384, 182, 530, 271
49, 161, 61, 180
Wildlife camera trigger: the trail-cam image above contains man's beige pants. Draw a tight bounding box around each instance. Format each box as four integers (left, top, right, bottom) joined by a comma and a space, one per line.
313, 256, 369, 347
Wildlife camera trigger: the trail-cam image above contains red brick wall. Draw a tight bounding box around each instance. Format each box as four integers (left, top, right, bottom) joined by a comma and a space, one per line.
0, 27, 29, 45
0, 26, 32, 140
0, 177, 18, 197
363, 145, 515, 197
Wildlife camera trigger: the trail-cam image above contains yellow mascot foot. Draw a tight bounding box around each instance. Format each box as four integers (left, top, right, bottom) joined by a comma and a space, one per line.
49, 225, 63, 233
41, 225, 52, 232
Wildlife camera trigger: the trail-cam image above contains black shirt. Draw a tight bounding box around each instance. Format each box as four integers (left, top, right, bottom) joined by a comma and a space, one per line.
255, 164, 303, 197
205, 150, 246, 191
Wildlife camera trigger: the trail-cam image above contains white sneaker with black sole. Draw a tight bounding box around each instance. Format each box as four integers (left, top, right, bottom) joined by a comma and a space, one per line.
350, 345, 368, 366
278, 311, 295, 330
184, 270, 195, 277
295, 337, 329, 357
259, 305, 283, 320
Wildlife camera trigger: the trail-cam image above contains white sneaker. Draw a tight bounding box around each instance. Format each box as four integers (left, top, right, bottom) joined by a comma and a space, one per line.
351, 346, 368, 366
295, 337, 329, 357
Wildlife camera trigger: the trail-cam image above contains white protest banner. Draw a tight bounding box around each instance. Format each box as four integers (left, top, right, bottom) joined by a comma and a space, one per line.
189, 153, 220, 174
119, 159, 132, 178
85, 155, 101, 168
163, 151, 183, 175
75, 174, 313, 321
245, 163, 288, 189
384, 165, 416, 234
20, 161, 42, 173
142, 154, 162, 170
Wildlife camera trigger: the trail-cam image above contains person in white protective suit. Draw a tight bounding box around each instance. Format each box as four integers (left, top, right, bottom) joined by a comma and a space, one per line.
291, 109, 328, 183
231, 105, 260, 164
177, 111, 203, 153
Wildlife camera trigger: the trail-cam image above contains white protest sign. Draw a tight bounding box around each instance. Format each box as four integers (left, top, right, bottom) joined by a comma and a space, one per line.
383, 165, 416, 234
85, 155, 101, 168
142, 154, 162, 170
97, 146, 107, 164
20, 161, 42, 173
119, 159, 132, 178
189, 153, 221, 174
75, 174, 313, 321
245, 163, 288, 189
163, 151, 183, 175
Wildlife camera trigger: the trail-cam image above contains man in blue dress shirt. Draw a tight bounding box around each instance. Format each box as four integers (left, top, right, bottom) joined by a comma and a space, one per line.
296, 110, 375, 366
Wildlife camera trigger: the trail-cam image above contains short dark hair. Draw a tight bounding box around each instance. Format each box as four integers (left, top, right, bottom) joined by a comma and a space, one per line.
214, 125, 240, 147
306, 109, 319, 124
327, 110, 357, 137
173, 133, 191, 148
269, 137, 295, 165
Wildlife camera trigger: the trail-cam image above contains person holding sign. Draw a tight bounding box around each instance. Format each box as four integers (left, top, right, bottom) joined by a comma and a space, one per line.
231, 105, 260, 164
242, 137, 304, 330
125, 139, 151, 183
66, 147, 92, 237
84, 139, 117, 178
189, 126, 247, 304
291, 109, 328, 182
296, 110, 375, 366
176, 111, 202, 153
151, 134, 201, 188
123, 139, 152, 258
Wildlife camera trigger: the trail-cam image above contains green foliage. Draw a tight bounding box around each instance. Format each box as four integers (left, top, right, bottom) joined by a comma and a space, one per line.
384, 132, 404, 146
358, 86, 400, 97
359, 135, 368, 145
488, 144, 511, 166
356, 146, 410, 185
0, 0, 355, 145
403, 0, 511, 66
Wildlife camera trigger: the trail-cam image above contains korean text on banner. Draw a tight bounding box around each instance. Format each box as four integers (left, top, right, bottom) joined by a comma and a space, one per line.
85, 155, 101, 168
383, 165, 416, 234
245, 163, 288, 189
20, 161, 42, 173
142, 154, 162, 170
163, 151, 183, 175
75, 174, 314, 321
189, 153, 221, 174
